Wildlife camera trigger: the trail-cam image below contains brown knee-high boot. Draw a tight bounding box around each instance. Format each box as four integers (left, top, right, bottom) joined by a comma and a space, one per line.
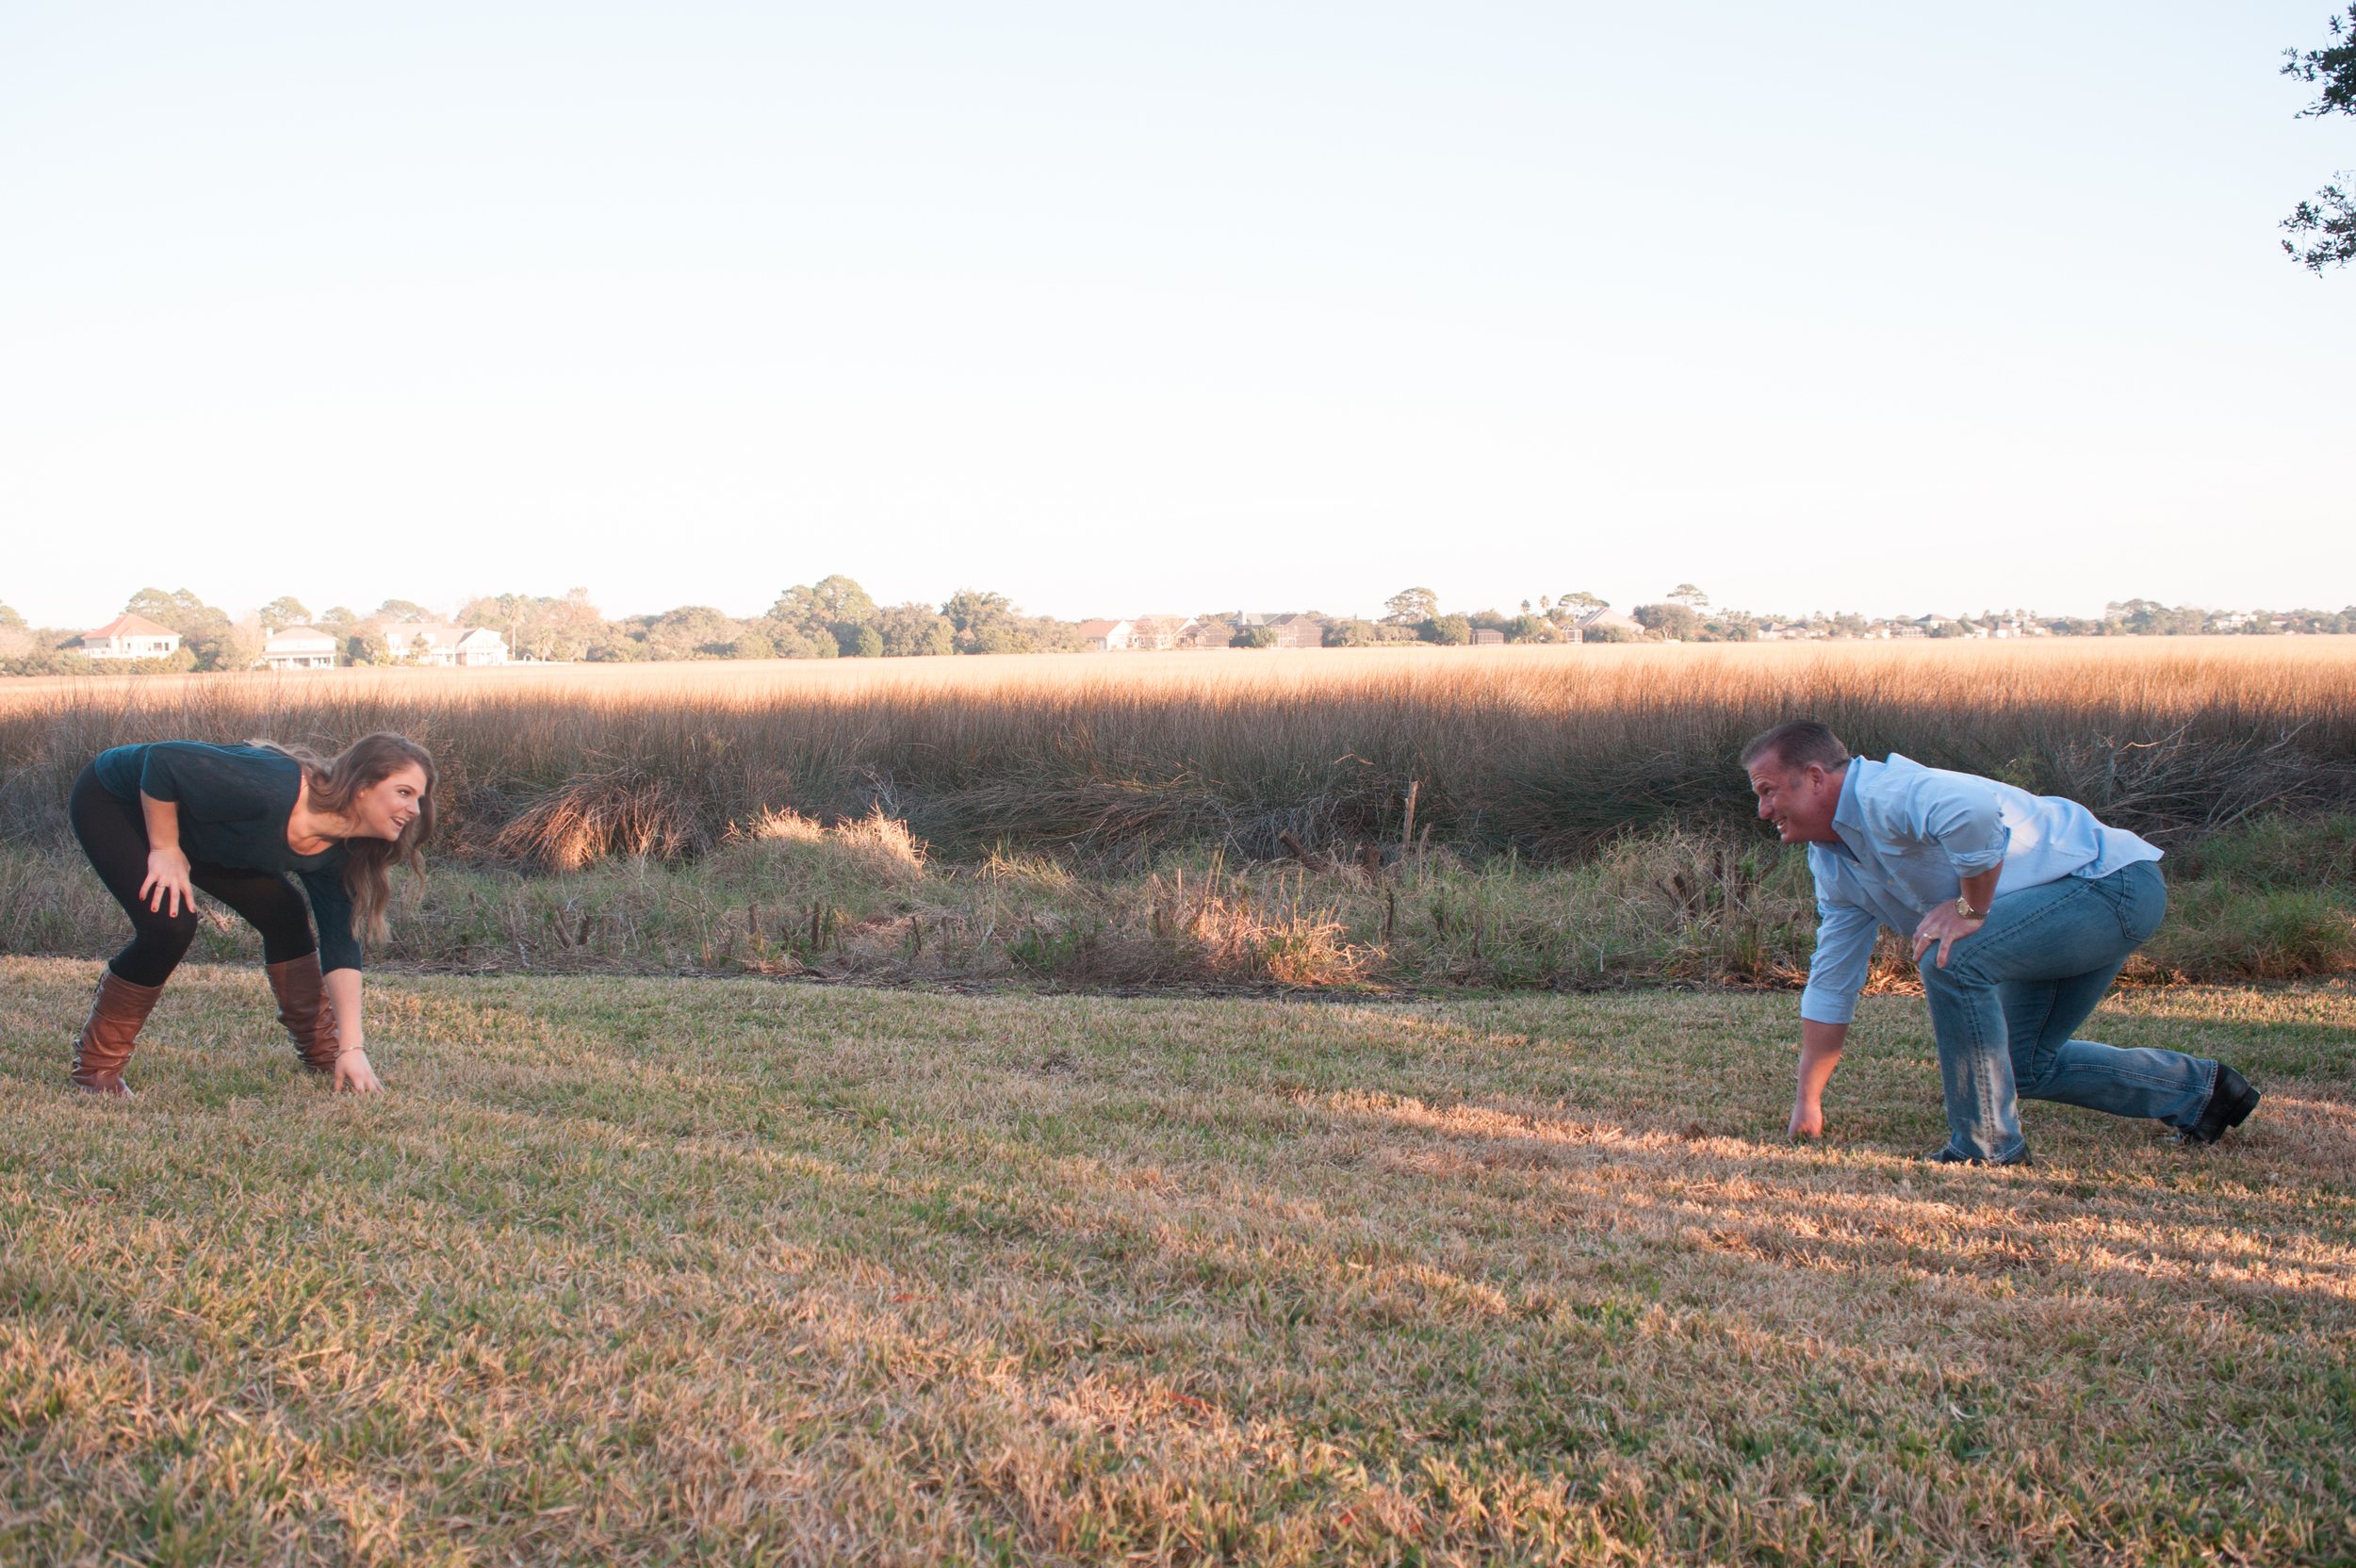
266, 954, 342, 1072
72, 970, 164, 1095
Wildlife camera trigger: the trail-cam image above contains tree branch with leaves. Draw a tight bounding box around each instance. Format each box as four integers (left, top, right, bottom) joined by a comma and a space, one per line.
2282, 6, 2356, 271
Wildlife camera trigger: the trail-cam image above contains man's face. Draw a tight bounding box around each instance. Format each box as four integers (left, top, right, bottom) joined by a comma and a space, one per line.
1748, 757, 1840, 844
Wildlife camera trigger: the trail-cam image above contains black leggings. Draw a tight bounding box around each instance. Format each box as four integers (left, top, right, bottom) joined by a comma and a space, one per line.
69, 763, 319, 988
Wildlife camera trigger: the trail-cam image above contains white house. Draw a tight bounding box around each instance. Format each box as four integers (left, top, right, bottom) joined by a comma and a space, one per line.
260, 626, 337, 671
454, 629, 509, 666
387, 624, 511, 667
1129, 614, 1203, 650
1570, 606, 1644, 640
1079, 618, 1136, 652
80, 613, 182, 661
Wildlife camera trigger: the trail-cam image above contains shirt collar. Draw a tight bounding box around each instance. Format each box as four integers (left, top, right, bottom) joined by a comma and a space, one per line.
1826, 758, 1872, 862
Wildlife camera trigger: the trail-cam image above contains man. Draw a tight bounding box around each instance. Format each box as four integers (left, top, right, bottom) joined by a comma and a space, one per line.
1742, 720, 2259, 1164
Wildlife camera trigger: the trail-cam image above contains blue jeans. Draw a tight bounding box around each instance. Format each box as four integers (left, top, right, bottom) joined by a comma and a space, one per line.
1918, 860, 2216, 1162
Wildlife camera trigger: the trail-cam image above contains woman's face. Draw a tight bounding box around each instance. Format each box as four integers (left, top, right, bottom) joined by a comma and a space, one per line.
350, 763, 430, 841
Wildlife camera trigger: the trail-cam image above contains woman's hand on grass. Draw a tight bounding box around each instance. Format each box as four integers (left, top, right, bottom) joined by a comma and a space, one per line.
319, 971, 377, 1091
1789, 1096, 1824, 1139
333, 1049, 384, 1094
140, 846, 194, 918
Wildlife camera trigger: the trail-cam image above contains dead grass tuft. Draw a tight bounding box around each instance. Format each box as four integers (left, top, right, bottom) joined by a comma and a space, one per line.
745, 806, 927, 886
491, 766, 705, 871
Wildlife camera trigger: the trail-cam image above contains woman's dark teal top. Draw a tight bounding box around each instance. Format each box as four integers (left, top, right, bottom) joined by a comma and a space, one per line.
93, 742, 365, 973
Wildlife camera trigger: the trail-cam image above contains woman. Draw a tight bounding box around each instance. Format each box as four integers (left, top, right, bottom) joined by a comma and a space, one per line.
67, 732, 436, 1096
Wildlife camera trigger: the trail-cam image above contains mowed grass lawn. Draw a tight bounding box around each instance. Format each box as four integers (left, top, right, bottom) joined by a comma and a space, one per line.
2, 961, 2351, 1566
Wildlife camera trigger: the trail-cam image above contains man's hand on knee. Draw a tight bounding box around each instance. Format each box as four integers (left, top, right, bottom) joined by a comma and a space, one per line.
1910, 901, 1988, 969
1912, 868, 2001, 969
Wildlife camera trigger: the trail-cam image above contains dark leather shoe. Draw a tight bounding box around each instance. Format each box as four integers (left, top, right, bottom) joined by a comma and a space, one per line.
1926, 1146, 2033, 1168
2183, 1065, 2260, 1145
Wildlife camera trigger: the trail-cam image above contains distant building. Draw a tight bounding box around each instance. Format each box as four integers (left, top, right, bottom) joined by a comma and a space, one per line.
1226, 612, 1322, 648
1265, 613, 1321, 648
1079, 618, 1136, 652
1471, 628, 1506, 645
1570, 606, 1644, 639
80, 613, 182, 661
385, 624, 510, 667
260, 626, 337, 672
1128, 614, 1202, 651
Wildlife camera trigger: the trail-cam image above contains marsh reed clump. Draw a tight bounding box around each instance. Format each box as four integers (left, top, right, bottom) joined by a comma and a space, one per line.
492, 766, 707, 871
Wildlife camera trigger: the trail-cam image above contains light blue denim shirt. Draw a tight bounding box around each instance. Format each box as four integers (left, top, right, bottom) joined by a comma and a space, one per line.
1799, 754, 2163, 1024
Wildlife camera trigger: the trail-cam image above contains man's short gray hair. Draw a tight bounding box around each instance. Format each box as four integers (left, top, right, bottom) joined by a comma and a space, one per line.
1740, 720, 1852, 775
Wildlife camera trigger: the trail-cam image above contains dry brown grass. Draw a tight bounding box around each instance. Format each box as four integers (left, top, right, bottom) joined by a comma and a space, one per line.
2, 959, 2349, 1563
492, 766, 707, 871
3, 639, 2350, 862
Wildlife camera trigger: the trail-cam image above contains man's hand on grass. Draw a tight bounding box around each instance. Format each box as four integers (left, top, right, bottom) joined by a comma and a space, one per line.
1792, 1019, 1846, 1142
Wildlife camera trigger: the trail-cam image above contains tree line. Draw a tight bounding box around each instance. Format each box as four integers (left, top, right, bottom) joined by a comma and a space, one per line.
3, 580, 2350, 677
0, 580, 1097, 675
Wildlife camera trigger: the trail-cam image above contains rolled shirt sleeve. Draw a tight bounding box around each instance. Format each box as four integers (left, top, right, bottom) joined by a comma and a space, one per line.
1800, 895, 1880, 1025
1893, 767, 2010, 877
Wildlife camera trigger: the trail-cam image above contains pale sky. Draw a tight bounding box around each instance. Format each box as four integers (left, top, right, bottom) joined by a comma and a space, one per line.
3, 2, 2351, 629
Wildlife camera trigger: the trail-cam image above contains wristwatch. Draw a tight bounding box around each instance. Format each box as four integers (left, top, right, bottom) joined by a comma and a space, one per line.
1955, 895, 1982, 921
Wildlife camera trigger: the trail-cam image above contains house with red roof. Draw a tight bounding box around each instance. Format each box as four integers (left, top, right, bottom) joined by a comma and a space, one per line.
80, 614, 182, 661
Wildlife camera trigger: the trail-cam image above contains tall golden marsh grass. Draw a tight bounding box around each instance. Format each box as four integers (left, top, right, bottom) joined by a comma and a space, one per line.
3, 639, 2350, 861
3, 640, 2349, 988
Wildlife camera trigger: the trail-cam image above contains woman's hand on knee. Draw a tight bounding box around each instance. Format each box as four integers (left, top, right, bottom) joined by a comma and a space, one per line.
140, 847, 195, 918
333, 1048, 384, 1094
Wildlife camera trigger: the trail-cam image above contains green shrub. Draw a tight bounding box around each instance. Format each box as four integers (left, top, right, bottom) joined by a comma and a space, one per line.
2167, 815, 2355, 888
2140, 881, 2356, 979
1424, 614, 1472, 645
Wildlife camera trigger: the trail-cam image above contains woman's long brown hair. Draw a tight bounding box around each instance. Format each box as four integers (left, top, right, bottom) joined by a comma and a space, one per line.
259, 732, 436, 943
